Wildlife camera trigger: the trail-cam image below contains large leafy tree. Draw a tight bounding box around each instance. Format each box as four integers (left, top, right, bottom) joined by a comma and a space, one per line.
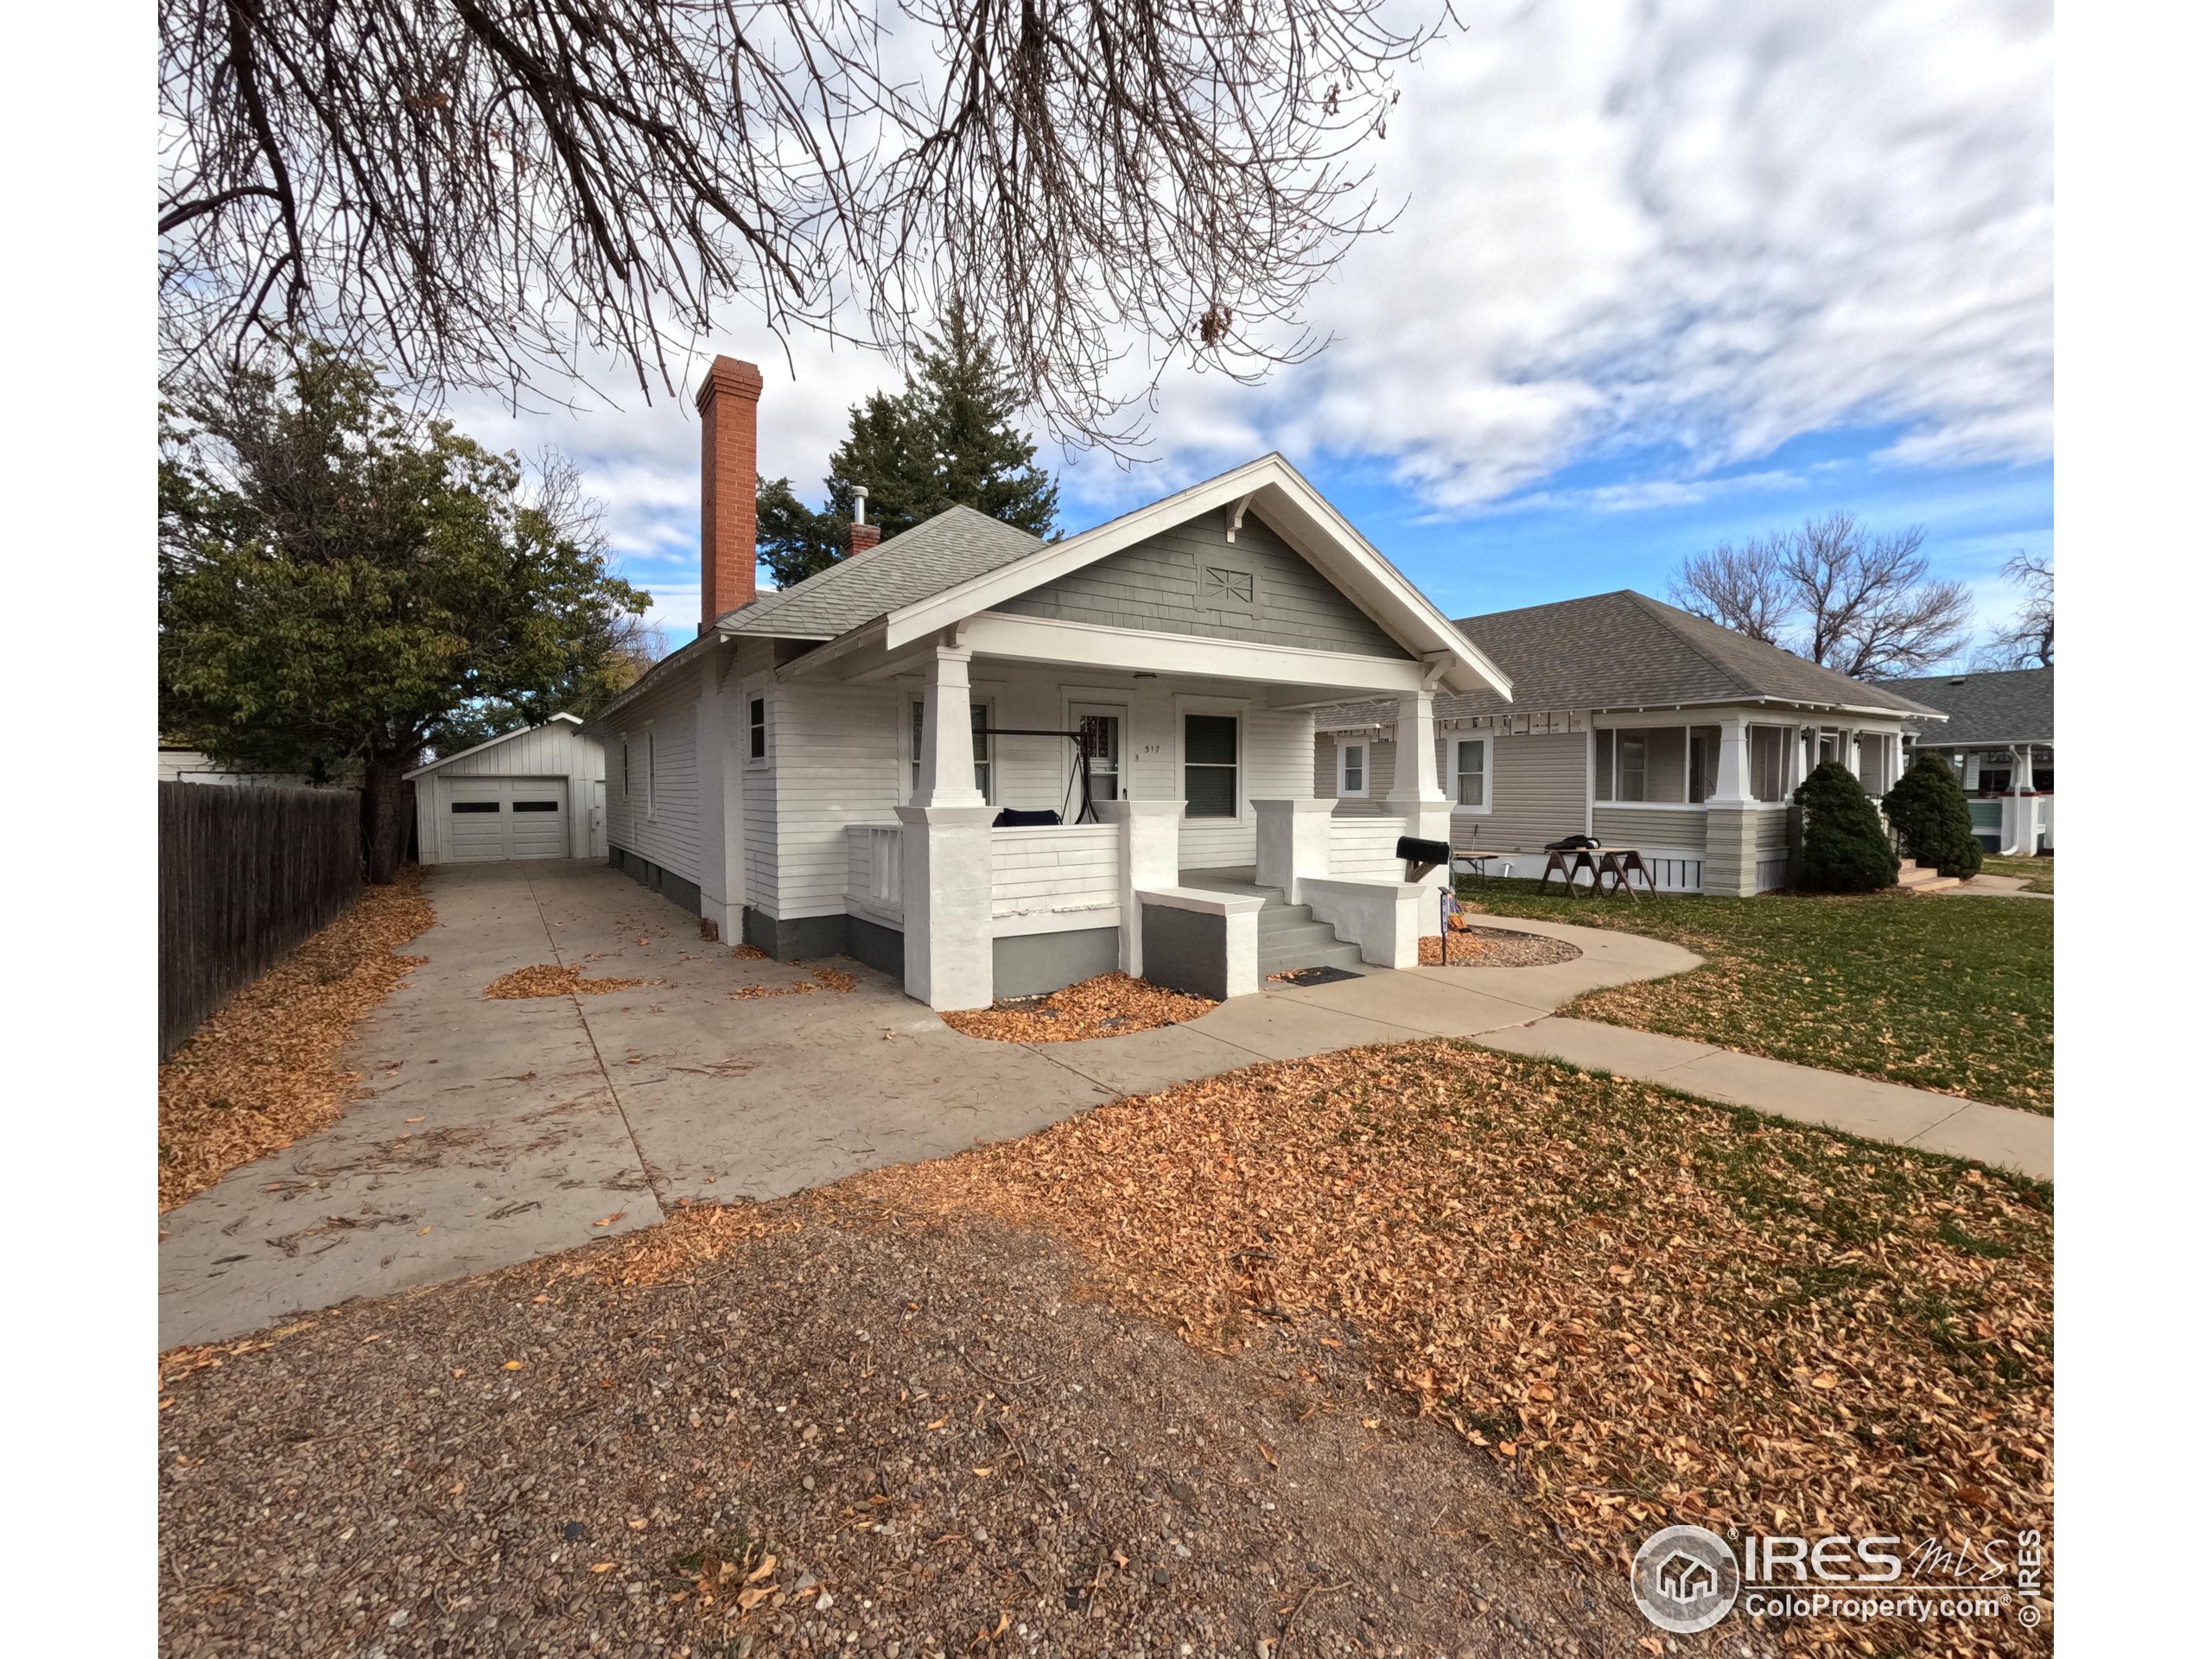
160, 345, 648, 881
757, 308, 1060, 587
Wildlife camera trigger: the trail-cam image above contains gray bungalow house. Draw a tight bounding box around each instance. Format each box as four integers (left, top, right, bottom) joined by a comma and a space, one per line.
576, 357, 1511, 1011
1313, 591, 1942, 894
1879, 666, 2054, 855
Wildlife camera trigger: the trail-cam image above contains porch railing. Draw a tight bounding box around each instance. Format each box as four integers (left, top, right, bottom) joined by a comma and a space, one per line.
1326, 813, 1411, 880
989, 820, 1122, 920
844, 823, 903, 925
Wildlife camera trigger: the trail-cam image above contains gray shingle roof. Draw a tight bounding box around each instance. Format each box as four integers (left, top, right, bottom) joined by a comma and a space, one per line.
1315, 590, 1938, 728
715, 505, 1044, 640
1877, 667, 2051, 746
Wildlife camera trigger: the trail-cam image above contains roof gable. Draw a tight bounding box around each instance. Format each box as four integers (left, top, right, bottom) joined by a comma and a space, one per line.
405, 712, 584, 779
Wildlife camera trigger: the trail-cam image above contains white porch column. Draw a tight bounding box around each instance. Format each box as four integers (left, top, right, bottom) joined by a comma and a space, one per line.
1382, 690, 1451, 934
912, 645, 983, 807
1710, 716, 1756, 806
1252, 798, 1334, 906
693, 650, 746, 942
1096, 798, 1182, 976
894, 642, 994, 1008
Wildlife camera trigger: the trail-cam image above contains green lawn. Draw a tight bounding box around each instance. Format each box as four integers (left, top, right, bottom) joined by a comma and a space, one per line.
1459, 878, 2054, 1112
1983, 855, 2055, 893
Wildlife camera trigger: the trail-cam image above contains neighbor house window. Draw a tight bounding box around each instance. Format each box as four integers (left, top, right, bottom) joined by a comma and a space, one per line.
748, 696, 766, 760
910, 700, 991, 798
1338, 741, 1367, 798
1750, 726, 1787, 803
1688, 727, 1721, 802
1454, 738, 1488, 809
1183, 714, 1240, 818
1617, 734, 1649, 802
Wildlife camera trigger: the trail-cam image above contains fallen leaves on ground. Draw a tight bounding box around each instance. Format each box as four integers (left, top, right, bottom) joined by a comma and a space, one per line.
849, 1039, 2053, 1656
728, 965, 858, 1001
483, 963, 645, 999
1417, 926, 1583, 968
940, 972, 1216, 1043
158, 868, 434, 1211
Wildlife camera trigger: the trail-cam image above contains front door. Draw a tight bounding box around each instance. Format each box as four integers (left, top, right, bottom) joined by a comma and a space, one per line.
1070, 703, 1126, 804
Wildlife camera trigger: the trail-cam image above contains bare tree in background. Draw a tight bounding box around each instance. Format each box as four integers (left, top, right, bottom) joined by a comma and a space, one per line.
1669, 512, 1974, 681
158, 0, 1449, 443
1974, 552, 2055, 669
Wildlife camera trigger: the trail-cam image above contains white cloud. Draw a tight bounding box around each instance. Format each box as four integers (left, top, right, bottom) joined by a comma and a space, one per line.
457, 0, 2050, 577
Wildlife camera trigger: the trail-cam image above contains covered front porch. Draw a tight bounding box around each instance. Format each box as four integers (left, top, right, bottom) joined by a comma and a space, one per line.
813, 632, 1471, 1012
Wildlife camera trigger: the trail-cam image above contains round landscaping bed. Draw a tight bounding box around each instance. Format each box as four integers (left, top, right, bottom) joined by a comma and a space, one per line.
1420, 925, 1583, 968
941, 972, 1215, 1043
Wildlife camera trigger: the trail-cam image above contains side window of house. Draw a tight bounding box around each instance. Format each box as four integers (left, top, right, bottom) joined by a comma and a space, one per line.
620, 737, 630, 798
748, 696, 766, 760
1455, 738, 1486, 808
645, 729, 657, 817
1339, 741, 1365, 796
1184, 714, 1239, 818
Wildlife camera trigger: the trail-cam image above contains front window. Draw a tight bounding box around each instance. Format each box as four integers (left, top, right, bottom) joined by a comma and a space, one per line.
911, 700, 992, 798
1338, 741, 1366, 798
1184, 714, 1240, 818
1454, 738, 1486, 808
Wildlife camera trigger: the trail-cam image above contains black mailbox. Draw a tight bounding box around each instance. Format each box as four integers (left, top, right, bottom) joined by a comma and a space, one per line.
1396, 836, 1452, 868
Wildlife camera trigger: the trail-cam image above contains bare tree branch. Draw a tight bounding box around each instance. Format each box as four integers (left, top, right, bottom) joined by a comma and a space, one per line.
158, 0, 1452, 443
1670, 512, 1974, 680
1974, 551, 2055, 669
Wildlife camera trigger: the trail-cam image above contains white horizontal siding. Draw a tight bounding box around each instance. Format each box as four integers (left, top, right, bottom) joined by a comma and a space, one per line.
604, 674, 703, 882
1328, 815, 1412, 880
1176, 706, 1312, 871
767, 683, 902, 918
1593, 805, 1707, 849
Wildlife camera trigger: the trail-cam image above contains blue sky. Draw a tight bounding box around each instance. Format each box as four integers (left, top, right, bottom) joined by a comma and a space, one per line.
458, 0, 2051, 664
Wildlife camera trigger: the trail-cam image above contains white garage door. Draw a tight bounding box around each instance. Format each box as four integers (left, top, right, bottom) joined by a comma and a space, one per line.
440, 777, 570, 861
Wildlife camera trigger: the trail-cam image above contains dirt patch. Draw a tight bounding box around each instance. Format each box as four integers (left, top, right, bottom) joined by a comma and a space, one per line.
1420, 926, 1583, 968
160, 1193, 1681, 1659
484, 963, 646, 999
942, 972, 1217, 1044
857, 1042, 2053, 1656
729, 965, 860, 1002
159, 868, 435, 1211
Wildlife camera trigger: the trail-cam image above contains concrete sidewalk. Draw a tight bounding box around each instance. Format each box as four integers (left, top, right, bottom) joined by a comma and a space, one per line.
1476, 1018, 2053, 1180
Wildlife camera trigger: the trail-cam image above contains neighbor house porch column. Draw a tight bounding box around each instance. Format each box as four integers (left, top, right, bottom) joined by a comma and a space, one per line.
1382, 690, 1452, 934
1703, 715, 1762, 898
899, 644, 993, 1009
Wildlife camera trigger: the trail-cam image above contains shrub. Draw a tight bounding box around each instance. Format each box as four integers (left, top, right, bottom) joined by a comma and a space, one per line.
1883, 753, 1985, 879
1793, 760, 1899, 893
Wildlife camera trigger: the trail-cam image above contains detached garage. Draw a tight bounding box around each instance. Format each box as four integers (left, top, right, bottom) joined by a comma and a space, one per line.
406, 714, 607, 864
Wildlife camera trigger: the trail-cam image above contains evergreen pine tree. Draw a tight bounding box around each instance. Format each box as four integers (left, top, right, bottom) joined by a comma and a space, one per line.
1792, 760, 1900, 893
754, 306, 1058, 588
1882, 752, 1985, 878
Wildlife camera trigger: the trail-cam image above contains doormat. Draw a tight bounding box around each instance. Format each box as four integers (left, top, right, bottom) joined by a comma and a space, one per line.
1268, 965, 1364, 988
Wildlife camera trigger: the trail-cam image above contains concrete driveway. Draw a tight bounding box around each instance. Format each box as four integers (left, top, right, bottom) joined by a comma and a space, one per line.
159, 860, 1697, 1348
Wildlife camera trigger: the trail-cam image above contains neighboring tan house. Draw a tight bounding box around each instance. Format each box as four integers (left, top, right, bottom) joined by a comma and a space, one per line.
405, 713, 608, 865
1313, 591, 1943, 895
578, 356, 1512, 1011
1881, 666, 2053, 855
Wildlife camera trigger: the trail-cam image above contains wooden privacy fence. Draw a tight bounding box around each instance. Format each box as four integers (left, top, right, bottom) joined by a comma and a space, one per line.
159, 782, 363, 1058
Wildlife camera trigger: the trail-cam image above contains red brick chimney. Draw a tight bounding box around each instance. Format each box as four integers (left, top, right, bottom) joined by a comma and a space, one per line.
848, 485, 880, 556
696, 354, 764, 626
